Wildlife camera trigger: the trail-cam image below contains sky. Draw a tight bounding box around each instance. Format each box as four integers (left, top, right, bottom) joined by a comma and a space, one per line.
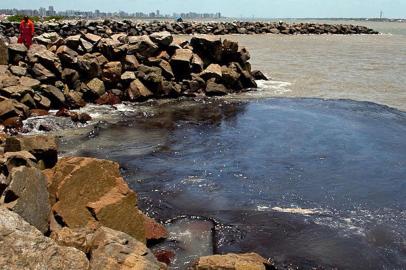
1, 0, 405, 18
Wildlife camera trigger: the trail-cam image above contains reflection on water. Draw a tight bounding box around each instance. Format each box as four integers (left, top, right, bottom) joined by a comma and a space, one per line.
56, 98, 406, 269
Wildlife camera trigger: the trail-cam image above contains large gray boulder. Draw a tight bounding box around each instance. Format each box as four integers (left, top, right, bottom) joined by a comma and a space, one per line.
0, 208, 89, 270
0, 167, 50, 233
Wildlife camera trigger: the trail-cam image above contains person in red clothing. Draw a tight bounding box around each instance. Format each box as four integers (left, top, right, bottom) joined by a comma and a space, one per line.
18, 16, 35, 48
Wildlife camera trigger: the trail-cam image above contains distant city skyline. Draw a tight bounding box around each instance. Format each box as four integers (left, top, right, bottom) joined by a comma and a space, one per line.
0, 0, 405, 19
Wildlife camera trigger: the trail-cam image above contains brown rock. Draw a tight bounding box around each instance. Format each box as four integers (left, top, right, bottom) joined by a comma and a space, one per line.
126, 79, 153, 101
193, 253, 274, 270
170, 48, 193, 80
66, 91, 86, 109
4, 135, 58, 169
3, 150, 37, 173
86, 78, 106, 98
123, 54, 140, 71
89, 226, 166, 270
31, 63, 56, 82
0, 208, 89, 270
30, 109, 49, 117
48, 157, 146, 242
150, 31, 173, 47
95, 92, 121, 106
102, 61, 122, 84
2, 116, 23, 131
205, 79, 229, 96
127, 35, 159, 58
0, 99, 29, 121
143, 214, 168, 242
51, 227, 96, 254
0, 38, 8, 65
200, 64, 222, 81
19, 76, 41, 90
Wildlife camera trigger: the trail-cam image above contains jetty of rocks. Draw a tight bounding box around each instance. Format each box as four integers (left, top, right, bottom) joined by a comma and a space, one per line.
0, 20, 379, 38
0, 31, 267, 131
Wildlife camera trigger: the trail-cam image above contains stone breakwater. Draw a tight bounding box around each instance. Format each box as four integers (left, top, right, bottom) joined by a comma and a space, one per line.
0, 133, 275, 270
0, 31, 267, 132
0, 20, 379, 38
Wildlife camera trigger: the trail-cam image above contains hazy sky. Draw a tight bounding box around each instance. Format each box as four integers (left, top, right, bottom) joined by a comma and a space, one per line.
1, 0, 405, 18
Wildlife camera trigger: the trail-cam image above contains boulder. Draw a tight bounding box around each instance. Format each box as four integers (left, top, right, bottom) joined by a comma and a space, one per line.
51, 227, 95, 254
56, 45, 78, 67
31, 63, 56, 82
79, 38, 94, 53
150, 31, 173, 47
84, 33, 102, 44
0, 99, 29, 121
61, 68, 80, 89
77, 53, 105, 79
47, 157, 146, 242
190, 35, 223, 63
0, 38, 8, 65
95, 92, 121, 106
66, 91, 86, 109
41, 85, 66, 108
0, 208, 89, 270
3, 151, 37, 173
0, 85, 33, 99
143, 214, 168, 243
19, 76, 41, 90
191, 54, 204, 73
9, 65, 27, 77
86, 78, 106, 98
159, 60, 174, 80
4, 135, 58, 169
193, 253, 274, 270
27, 44, 62, 74
1, 167, 50, 233
200, 64, 222, 81
251, 70, 269, 80
98, 38, 126, 61
170, 48, 193, 80
205, 79, 229, 96
102, 61, 122, 84
123, 54, 140, 71
8, 43, 27, 64
127, 35, 159, 58
126, 79, 153, 101
65, 34, 81, 50
221, 65, 242, 90
29, 109, 49, 117
0, 74, 19, 89
34, 94, 52, 110
89, 226, 166, 270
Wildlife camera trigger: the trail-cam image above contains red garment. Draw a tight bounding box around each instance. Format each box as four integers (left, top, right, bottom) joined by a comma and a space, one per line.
18, 20, 34, 48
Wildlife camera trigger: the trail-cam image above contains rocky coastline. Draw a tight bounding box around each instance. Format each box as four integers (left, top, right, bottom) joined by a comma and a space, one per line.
0, 133, 274, 269
0, 20, 379, 38
0, 31, 266, 133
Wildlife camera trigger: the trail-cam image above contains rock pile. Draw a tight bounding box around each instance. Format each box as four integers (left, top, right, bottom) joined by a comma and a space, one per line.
0, 134, 169, 269
0, 20, 379, 37
0, 133, 272, 269
0, 31, 265, 131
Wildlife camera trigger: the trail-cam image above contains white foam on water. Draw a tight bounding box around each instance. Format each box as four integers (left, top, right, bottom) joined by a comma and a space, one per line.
256, 80, 293, 95
271, 206, 320, 216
